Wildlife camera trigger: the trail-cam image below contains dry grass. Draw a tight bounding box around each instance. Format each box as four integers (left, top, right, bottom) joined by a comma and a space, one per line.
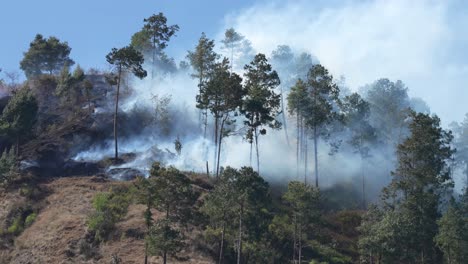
0, 176, 213, 263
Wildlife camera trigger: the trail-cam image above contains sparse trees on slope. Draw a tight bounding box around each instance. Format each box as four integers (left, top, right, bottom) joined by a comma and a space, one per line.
0, 86, 38, 156
201, 58, 245, 177
145, 164, 197, 264
287, 79, 310, 182
359, 111, 455, 263
242, 53, 281, 173
271, 45, 296, 148
340, 92, 376, 208
281, 181, 320, 263
106, 46, 147, 160
303, 64, 340, 187
451, 114, 468, 186
20, 34, 75, 78
435, 204, 468, 264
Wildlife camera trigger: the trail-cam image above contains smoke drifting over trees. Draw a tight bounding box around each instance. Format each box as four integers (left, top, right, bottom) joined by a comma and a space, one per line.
1, 4, 468, 263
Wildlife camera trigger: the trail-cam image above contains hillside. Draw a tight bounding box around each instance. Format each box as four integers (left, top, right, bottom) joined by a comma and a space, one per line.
0, 176, 212, 264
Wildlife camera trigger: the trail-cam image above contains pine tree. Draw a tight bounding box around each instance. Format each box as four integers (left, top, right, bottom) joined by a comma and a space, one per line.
200, 58, 245, 177
242, 54, 281, 173
303, 64, 340, 187
106, 46, 147, 160
187, 33, 219, 139
20, 34, 75, 78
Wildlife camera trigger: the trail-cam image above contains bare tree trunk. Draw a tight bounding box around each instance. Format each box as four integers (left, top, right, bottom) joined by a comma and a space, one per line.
298, 223, 302, 264
304, 131, 308, 185
313, 126, 319, 188
237, 205, 243, 264
362, 155, 366, 209
214, 115, 219, 174
218, 220, 226, 264
296, 113, 300, 179
280, 86, 290, 147
293, 214, 297, 263
16, 136, 20, 157
249, 141, 253, 167
163, 251, 167, 264
254, 129, 260, 174
216, 118, 226, 178
113, 66, 122, 160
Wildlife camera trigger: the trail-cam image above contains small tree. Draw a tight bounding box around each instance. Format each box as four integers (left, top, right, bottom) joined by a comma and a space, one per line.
282, 181, 320, 263
221, 167, 271, 264
242, 54, 281, 173
147, 219, 184, 264
20, 34, 75, 78
0, 148, 18, 188
0, 86, 38, 156
435, 204, 468, 264
106, 46, 147, 160
144, 164, 197, 264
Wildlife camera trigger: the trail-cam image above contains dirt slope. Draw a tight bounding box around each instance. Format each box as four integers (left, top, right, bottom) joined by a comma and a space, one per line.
1, 176, 212, 264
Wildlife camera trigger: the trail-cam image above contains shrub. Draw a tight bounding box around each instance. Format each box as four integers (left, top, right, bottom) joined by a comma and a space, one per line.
0, 149, 17, 188
24, 212, 37, 227
87, 186, 131, 242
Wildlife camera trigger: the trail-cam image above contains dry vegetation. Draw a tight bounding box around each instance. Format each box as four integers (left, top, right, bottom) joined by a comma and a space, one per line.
0, 176, 212, 264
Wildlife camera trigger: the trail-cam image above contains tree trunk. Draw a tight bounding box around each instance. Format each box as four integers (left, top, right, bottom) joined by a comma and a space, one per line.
216, 118, 226, 178
214, 115, 219, 175
280, 86, 290, 147
313, 126, 319, 188
144, 242, 148, 264
16, 136, 20, 157
298, 223, 302, 264
304, 132, 308, 185
163, 251, 167, 264
237, 204, 243, 264
254, 128, 260, 174
113, 66, 122, 160
249, 141, 253, 167
152, 47, 155, 79
293, 214, 297, 263
296, 113, 300, 180
218, 220, 226, 264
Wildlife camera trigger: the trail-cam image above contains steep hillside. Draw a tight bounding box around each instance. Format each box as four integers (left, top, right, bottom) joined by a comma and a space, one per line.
0, 176, 212, 264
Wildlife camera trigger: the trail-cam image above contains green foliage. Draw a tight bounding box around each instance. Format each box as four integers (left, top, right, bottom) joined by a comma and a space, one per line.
24, 212, 37, 227
106, 46, 147, 79
7, 215, 24, 235
87, 187, 131, 242
0, 86, 38, 142
359, 112, 455, 263
146, 218, 184, 259
20, 34, 75, 78
362, 78, 411, 146
0, 148, 17, 187
435, 204, 468, 264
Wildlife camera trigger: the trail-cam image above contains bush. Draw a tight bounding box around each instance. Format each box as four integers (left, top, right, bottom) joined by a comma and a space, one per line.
24, 212, 37, 227
7, 216, 23, 235
87, 186, 131, 242
0, 149, 17, 188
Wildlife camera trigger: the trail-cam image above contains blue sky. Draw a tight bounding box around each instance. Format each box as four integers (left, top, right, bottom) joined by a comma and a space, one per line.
1, 0, 467, 125
0, 0, 254, 73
